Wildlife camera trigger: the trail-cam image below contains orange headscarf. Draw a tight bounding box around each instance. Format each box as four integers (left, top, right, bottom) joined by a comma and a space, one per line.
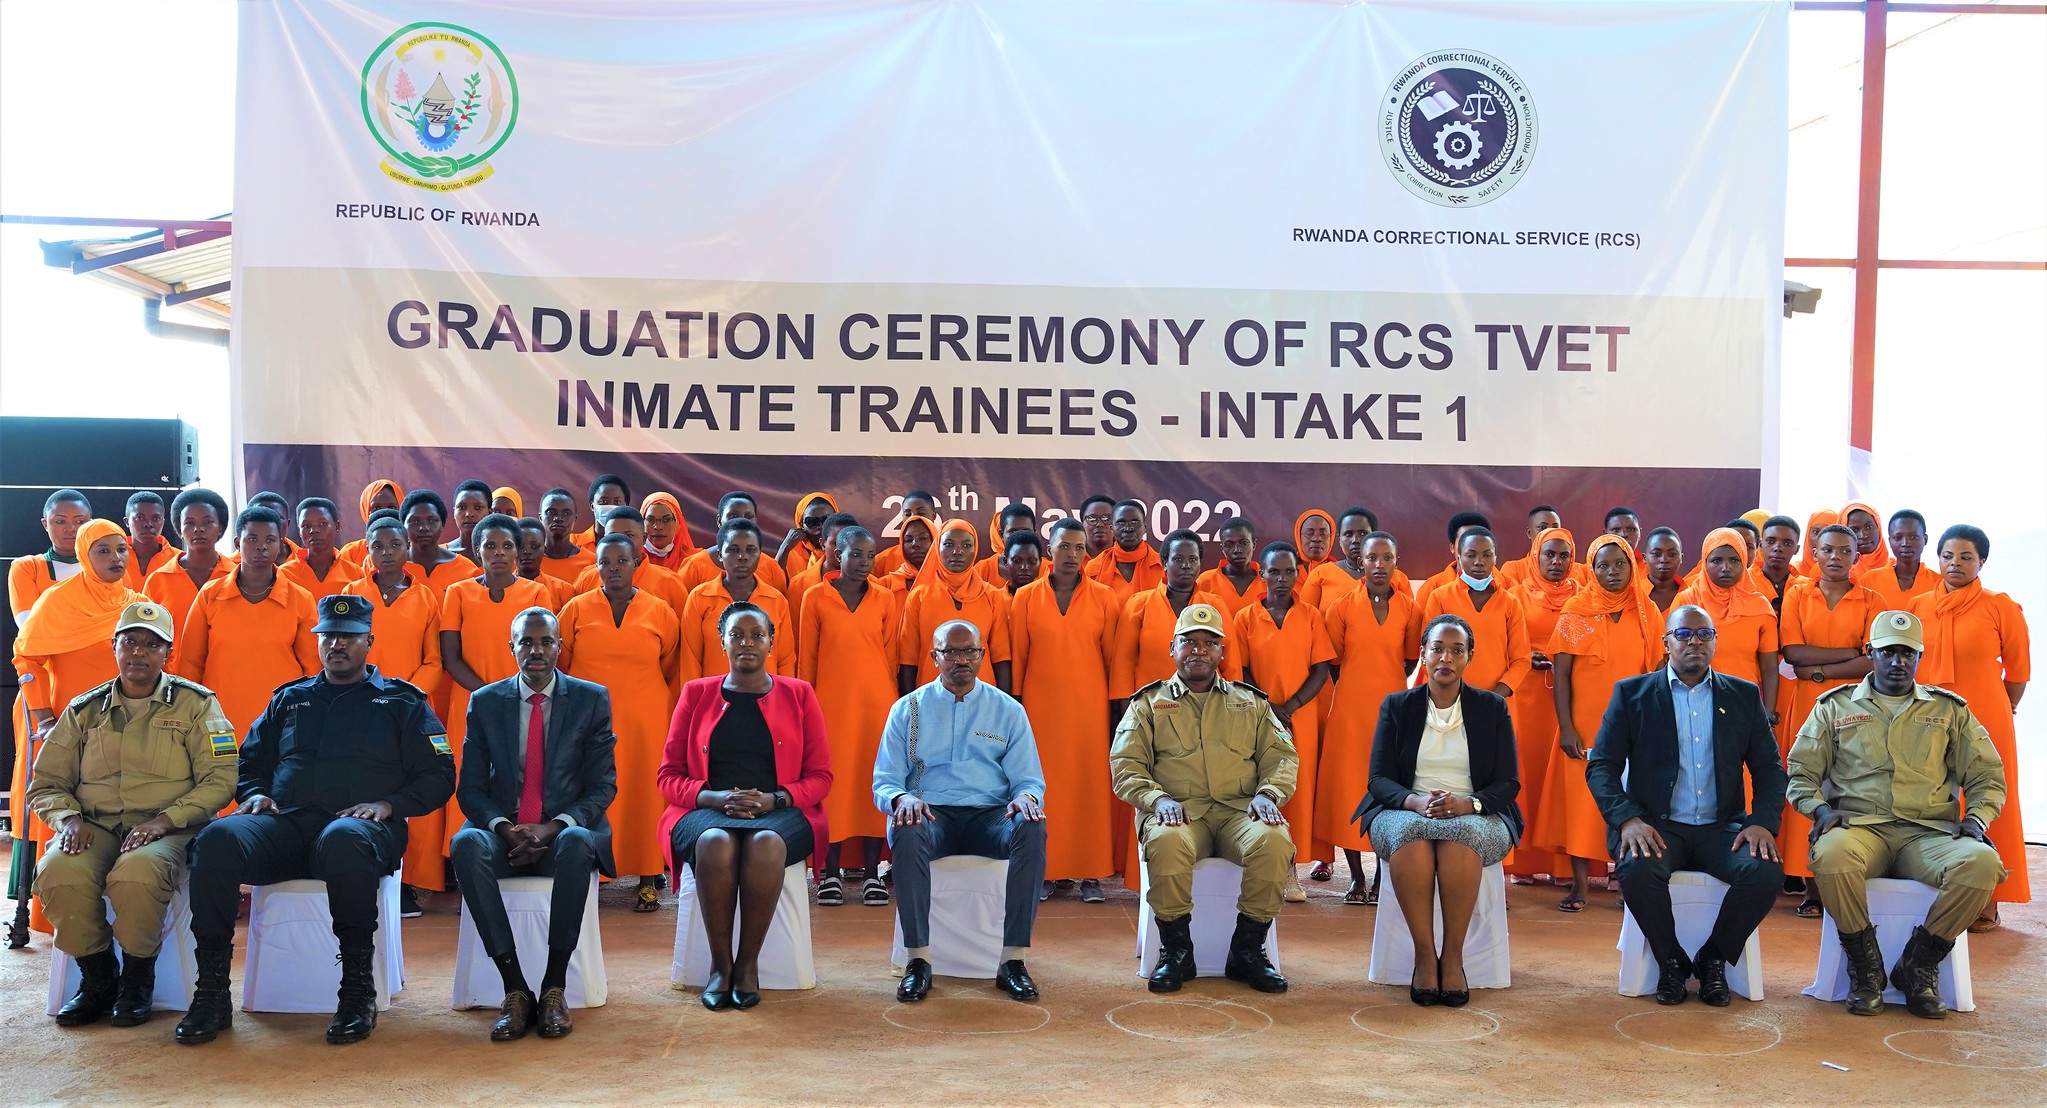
1684, 527, 1775, 622
1516, 527, 1581, 612
1549, 535, 1661, 664
889, 517, 938, 586
1839, 500, 1892, 577
1792, 510, 1838, 578
1740, 508, 1772, 534
17, 519, 146, 655
358, 478, 400, 523
1293, 509, 1337, 569
910, 519, 992, 604
492, 486, 524, 517
640, 492, 696, 556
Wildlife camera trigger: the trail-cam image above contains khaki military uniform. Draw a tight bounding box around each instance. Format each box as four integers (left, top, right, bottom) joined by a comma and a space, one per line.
1788, 677, 2007, 940
1112, 674, 1298, 922
28, 673, 239, 958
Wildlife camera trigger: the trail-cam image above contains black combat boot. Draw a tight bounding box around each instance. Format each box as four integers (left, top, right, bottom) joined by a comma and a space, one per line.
175, 947, 234, 1043
1889, 925, 1953, 1020
326, 946, 379, 1044
1222, 913, 1288, 993
54, 948, 120, 1026
1148, 916, 1197, 993
110, 951, 158, 1026
1837, 926, 1887, 1016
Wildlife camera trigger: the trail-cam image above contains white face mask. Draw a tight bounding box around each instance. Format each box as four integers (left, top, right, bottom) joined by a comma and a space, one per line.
1459, 571, 1493, 592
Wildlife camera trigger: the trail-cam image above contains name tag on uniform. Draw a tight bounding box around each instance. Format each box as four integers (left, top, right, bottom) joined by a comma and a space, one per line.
208, 732, 237, 759
1922, 716, 1949, 726
1227, 700, 1255, 712
1837, 714, 1873, 725
429, 732, 453, 755
1154, 701, 1183, 713
158, 719, 189, 733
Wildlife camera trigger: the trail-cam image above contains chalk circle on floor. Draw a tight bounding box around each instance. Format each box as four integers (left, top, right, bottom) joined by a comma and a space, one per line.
1106, 998, 1272, 1043
1613, 1009, 1783, 1056
1349, 1001, 1502, 1043
1885, 1030, 2047, 1071
884, 996, 1050, 1035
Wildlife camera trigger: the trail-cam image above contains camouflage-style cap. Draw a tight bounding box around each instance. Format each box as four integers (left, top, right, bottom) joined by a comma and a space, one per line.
115, 602, 174, 644
1173, 603, 1228, 639
1868, 610, 1922, 652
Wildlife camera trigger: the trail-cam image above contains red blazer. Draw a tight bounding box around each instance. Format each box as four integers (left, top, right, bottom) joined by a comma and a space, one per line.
658, 675, 834, 875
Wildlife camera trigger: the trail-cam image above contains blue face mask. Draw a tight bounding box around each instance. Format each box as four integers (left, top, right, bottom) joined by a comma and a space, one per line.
1459, 571, 1493, 592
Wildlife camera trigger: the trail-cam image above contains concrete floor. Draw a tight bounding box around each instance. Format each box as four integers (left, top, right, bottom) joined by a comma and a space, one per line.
4, 851, 2044, 1106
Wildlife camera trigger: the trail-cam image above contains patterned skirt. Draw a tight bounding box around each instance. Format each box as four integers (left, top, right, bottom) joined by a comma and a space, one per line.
1368, 810, 1513, 867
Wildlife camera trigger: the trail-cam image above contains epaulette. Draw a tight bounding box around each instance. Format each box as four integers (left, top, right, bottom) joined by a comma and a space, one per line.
1130, 678, 1169, 700
1925, 686, 1969, 705
164, 674, 217, 700
67, 680, 119, 714
1816, 684, 1857, 702
1229, 678, 1270, 701
382, 676, 429, 700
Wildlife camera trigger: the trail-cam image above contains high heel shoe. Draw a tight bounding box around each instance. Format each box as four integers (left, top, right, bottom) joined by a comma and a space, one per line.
701, 970, 733, 1011
1409, 968, 1441, 1007
731, 989, 761, 1010
1437, 964, 1469, 1008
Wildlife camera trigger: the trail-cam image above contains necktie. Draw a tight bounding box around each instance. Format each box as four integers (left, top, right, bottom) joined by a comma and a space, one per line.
519, 691, 546, 824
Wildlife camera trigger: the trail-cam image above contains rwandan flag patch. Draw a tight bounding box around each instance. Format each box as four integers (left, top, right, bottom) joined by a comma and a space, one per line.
429, 732, 453, 755
208, 732, 237, 759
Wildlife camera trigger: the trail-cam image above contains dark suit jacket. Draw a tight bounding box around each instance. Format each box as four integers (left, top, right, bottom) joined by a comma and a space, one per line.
1585, 667, 1787, 835
1352, 684, 1524, 843
458, 671, 618, 877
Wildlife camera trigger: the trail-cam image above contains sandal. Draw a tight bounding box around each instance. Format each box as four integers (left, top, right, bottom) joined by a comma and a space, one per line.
1343, 883, 1370, 906
1308, 861, 1333, 882
1795, 899, 1824, 919
816, 874, 844, 907
1558, 894, 1587, 913
1968, 906, 2000, 934
861, 877, 890, 906
634, 883, 661, 913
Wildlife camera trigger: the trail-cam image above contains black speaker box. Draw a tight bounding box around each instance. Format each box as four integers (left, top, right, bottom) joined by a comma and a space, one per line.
0, 416, 197, 489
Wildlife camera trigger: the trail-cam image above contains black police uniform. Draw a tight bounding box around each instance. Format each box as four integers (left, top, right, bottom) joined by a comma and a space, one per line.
187, 663, 455, 952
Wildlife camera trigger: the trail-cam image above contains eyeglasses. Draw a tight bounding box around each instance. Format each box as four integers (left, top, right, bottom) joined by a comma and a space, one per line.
1081, 514, 1113, 525
935, 647, 986, 660
1666, 628, 1718, 643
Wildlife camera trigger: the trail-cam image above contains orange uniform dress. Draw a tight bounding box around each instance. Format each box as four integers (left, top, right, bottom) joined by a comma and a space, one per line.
413, 554, 481, 600
570, 559, 690, 616
798, 580, 901, 845
559, 588, 682, 877
119, 544, 177, 594
1863, 562, 1940, 610
175, 574, 321, 744
1110, 586, 1241, 699
433, 576, 555, 877
521, 571, 578, 611
1010, 576, 1121, 881
539, 547, 597, 584
1234, 599, 1336, 861
1499, 525, 1580, 876
897, 583, 1013, 687
1084, 544, 1162, 606
678, 578, 793, 680
279, 553, 362, 599
1195, 565, 1265, 618
1422, 582, 1534, 694
1318, 587, 1421, 852
341, 573, 445, 695
1297, 560, 1414, 610
142, 557, 231, 646
1776, 578, 1882, 878
676, 548, 789, 594
338, 479, 401, 570
1912, 581, 2031, 903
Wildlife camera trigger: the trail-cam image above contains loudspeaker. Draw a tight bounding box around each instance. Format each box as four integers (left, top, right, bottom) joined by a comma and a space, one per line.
0, 417, 197, 488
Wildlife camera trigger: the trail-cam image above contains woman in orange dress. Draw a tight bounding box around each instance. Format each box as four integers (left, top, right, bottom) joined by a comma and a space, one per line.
1912, 524, 2031, 925
1536, 534, 1662, 911
877, 516, 935, 594
119, 492, 175, 594
1300, 507, 1413, 609
1864, 508, 1940, 608
438, 515, 554, 877
775, 492, 838, 579
1839, 500, 1891, 582
402, 490, 480, 599
1293, 509, 1336, 575
1319, 530, 1421, 904
337, 479, 401, 570
1083, 500, 1162, 605
1674, 527, 1780, 719
1642, 528, 1687, 614
536, 488, 597, 584
1496, 505, 1563, 591
1194, 516, 1264, 617
797, 525, 901, 906
515, 517, 579, 610
679, 519, 793, 681
443, 480, 493, 565
1234, 541, 1335, 900
640, 491, 696, 572
1422, 528, 1532, 698
1011, 519, 1122, 901
676, 494, 791, 595
1504, 528, 1578, 880
560, 534, 683, 912
872, 489, 942, 579
279, 497, 361, 600
1791, 509, 1839, 579
897, 519, 1013, 692
175, 505, 321, 750
1777, 523, 1879, 909
143, 488, 233, 645
490, 486, 522, 518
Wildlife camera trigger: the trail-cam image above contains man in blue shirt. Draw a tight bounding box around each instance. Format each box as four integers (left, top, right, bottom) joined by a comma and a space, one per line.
876, 620, 1048, 1004
1587, 605, 1787, 1008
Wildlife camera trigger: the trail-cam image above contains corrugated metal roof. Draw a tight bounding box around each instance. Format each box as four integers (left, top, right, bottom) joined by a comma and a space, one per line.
37, 215, 232, 326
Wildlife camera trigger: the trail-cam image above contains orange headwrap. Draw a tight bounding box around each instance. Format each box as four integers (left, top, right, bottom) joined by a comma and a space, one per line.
1549, 535, 1662, 665
1517, 527, 1581, 612
1740, 508, 1773, 534
640, 492, 696, 556
1293, 509, 1337, 568
358, 478, 400, 523
1683, 527, 1775, 622
794, 492, 838, 529
1839, 500, 1892, 577
889, 517, 937, 585
910, 519, 992, 604
492, 486, 524, 517
17, 520, 147, 655
1792, 510, 1838, 578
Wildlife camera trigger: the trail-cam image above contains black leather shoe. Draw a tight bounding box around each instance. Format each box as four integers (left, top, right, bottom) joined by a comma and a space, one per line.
701, 969, 733, 1011
1654, 955, 1691, 1006
1409, 967, 1441, 1007
110, 952, 157, 1027
491, 990, 535, 1041
1148, 916, 1195, 994
1838, 926, 1887, 1016
730, 988, 761, 1011
995, 960, 1039, 1001
1889, 925, 1952, 1020
325, 947, 379, 1044
897, 958, 933, 1002
1222, 913, 1288, 994
175, 947, 234, 1044
55, 949, 120, 1026
1694, 950, 1732, 1007
536, 986, 574, 1036
1436, 964, 1469, 1008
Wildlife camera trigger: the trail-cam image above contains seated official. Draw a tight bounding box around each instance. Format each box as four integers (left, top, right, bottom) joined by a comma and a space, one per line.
1587, 605, 1786, 1007
1110, 603, 1296, 995
178, 594, 456, 1046
657, 602, 832, 1012
1789, 610, 2006, 1020
29, 602, 237, 1027
452, 607, 618, 1042
1353, 614, 1522, 1008
876, 620, 1048, 1004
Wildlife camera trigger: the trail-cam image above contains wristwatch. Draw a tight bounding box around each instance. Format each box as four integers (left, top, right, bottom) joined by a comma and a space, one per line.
1808, 668, 1826, 683
1470, 797, 1485, 815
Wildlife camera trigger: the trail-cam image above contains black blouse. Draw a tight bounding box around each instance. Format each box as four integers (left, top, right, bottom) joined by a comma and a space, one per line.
705, 688, 776, 791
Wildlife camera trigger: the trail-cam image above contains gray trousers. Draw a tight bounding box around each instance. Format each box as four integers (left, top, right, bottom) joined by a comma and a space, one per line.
450, 825, 597, 957
889, 806, 1046, 950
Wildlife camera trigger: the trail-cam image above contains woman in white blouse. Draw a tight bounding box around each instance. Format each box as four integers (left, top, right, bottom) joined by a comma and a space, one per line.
1352, 615, 1523, 1007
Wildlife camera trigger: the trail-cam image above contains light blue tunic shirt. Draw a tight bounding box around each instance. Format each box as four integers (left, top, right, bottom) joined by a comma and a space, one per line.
873, 679, 1045, 812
